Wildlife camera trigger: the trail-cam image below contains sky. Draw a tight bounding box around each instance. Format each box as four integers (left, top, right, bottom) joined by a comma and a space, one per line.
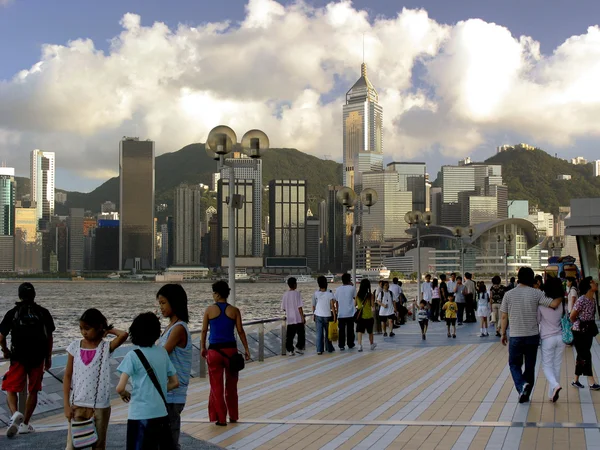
1, 0, 600, 192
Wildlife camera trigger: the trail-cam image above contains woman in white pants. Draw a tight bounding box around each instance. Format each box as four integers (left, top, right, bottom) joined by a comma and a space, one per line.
538, 277, 566, 402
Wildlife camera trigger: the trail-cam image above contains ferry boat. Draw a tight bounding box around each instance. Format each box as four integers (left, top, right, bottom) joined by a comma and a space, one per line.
325, 271, 335, 283
235, 269, 250, 280
356, 266, 391, 281
107, 272, 120, 280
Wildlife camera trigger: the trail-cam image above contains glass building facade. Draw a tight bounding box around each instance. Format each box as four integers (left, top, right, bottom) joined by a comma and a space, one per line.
218, 179, 255, 258
268, 180, 307, 257
14, 207, 42, 273
119, 138, 155, 271
387, 162, 427, 212
0, 167, 15, 236
30, 150, 55, 221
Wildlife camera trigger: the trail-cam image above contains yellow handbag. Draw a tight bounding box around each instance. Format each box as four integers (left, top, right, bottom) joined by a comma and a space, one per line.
328, 320, 339, 341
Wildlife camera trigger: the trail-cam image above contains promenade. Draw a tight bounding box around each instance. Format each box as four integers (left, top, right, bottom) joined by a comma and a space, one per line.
2, 319, 599, 449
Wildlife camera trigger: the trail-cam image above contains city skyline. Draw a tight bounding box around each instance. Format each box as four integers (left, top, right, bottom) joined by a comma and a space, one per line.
1, 1, 600, 192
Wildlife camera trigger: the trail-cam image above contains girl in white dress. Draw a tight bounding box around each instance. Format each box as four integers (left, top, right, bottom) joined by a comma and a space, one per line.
476, 283, 491, 337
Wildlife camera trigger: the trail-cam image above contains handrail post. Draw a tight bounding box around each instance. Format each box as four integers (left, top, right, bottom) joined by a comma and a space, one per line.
281, 320, 286, 356
258, 323, 265, 362
18, 386, 27, 414
199, 351, 207, 379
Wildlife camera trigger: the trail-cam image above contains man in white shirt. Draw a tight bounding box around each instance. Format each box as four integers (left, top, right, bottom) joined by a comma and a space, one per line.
312, 276, 337, 354
421, 274, 433, 304
389, 278, 402, 325
446, 273, 457, 300
334, 273, 356, 350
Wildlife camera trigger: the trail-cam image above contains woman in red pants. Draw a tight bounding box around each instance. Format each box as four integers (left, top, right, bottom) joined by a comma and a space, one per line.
201, 281, 251, 426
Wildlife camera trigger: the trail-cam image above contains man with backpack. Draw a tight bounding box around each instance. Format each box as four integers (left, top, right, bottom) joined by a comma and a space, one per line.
0, 283, 55, 438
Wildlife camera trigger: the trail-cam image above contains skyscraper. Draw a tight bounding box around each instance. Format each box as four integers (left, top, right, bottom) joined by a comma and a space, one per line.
68, 208, 84, 271
343, 63, 383, 190
0, 167, 16, 236
174, 184, 204, 265
119, 137, 155, 271
326, 185, 347, 271
30, 149, 55, 222
14, 206, 42, 273
387, 162, 427, 212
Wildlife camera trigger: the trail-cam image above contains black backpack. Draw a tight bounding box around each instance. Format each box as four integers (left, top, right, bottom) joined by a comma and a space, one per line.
11, 303, 48, 366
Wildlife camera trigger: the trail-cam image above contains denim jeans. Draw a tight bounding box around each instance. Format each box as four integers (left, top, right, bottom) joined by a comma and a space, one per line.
316, 316, 333, 353
126, 415, 174, 450
456, 303, 465, 324
508, 334, 540, 394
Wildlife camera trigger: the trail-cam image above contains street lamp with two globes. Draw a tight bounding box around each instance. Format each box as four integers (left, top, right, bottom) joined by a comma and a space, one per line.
205, 126, 269, 305
404, 211, 432, 304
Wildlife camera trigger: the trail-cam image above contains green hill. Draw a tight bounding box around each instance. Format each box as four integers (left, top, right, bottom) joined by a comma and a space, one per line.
484, 146, 600, 214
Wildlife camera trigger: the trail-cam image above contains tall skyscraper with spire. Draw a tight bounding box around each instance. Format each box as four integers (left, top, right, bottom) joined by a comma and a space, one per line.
342, 63, 383, 191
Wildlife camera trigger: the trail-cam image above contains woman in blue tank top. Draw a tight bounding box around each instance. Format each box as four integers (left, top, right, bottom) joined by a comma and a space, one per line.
157, 284, 192, 450
201, 281, 250, 426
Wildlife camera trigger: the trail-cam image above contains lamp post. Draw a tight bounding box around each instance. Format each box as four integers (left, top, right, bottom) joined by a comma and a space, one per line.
548, 236, 564, 258
336, 187, 378, 286
453, 226, 474, 276
405, 211, 432, 303
206, 126, 269, 306
496, 233, 514, 285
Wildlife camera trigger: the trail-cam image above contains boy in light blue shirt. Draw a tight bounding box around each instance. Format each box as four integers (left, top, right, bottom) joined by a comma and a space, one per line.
117, 312, 179, 450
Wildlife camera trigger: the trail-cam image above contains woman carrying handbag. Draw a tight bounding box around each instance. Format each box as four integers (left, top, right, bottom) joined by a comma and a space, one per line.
354, 279, 376, 352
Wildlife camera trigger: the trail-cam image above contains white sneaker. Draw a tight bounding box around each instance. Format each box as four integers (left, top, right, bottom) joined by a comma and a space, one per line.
295, 349, 304, 355
287, 351, 295, 356
370, 343, 377, 351
18, 422, 34, 434
6, 412, 24, 438
358, 345, 363, 352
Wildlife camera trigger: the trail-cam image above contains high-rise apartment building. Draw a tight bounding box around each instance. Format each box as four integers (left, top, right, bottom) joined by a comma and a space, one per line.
95, 220, 119, 270
30, 149, 55, 222
220, 153, 262, 257
343, 63, 383, 190
387, 162, 426, 212
593, 160, 600, 177
14, 206, 42, 273
174, 184, 204, 265
68, 208, 84, 271
0, 167, 16, 236
119, 138, 155, 271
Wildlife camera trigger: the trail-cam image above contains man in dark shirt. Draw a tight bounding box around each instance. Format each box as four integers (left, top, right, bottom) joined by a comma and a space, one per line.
0, 283, 55, 438
439, 274, 448, 320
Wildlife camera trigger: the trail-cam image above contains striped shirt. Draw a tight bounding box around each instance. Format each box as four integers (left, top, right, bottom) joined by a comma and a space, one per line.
158, 321, 192, 404
500, 285, 554, 337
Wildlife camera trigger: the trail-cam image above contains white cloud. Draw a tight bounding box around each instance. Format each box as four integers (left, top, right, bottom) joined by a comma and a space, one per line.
0, 0, 14, 6
1, 0, 600, 187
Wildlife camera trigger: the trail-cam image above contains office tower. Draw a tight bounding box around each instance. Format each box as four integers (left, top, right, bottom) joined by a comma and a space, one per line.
387, 162, 426, 212
119, 137, 155, 271
14, 206, 42, 273
306, 217, 320, 272
220, 153, 262, 257
0, 236, 14, 271
430, 187, 442, 225
159, 224, 169, 269
207, 215, 219, 267
459, 193, 498, 225
218, 179, 256, 258
211, 173, 221, 192
594, 160, 600, 177
487, 184, 508, 219
343, 63, 383, 190
268, 180, 307, 262
361, 171, 413, 242
174, 184, 204, 265
68, 208, 84, 271
101, 201, 116, 213
30, 149, 55, 221
326, 185, 347, 271
0, 167, 16, 236
95, 219, 119, 270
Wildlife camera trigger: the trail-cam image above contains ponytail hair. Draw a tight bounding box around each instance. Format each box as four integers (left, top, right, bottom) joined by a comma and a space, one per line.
80, 308, 112, 333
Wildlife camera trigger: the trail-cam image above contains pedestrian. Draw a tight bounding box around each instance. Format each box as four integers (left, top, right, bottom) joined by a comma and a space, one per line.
430, 278, 440, 322
570, 276, 600, 390
157, 284, 193, 449
281, 277, 306, 356
417, 300, 429, 340
538, 277, 566, 402
0, 283, 55, 438
200, 280, 251, 426
454, 276, 465, 325
506, 277, 516, 291
439, 274, 448, 321
489, 276, 506, 336
335, 273, 356, 351
421, 274, 433, 306
463, 273, 476, 323
116, 312, 179, 449
312, 276, 337, 354
63, 309, 128, 450
566, 277, 579, 313
534, 275, 544, 291
389, 277, 402, 325
443, 293, 458, 338
476, 283, 491, 337
375, 280, 384, 333
355, 279, 376, 352
500, 267, 563, 403
377, 281, 396, 337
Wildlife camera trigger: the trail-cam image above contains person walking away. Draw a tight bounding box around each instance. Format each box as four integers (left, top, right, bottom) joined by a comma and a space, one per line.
569, 277, 600, 390
389, 277, 402, 325
454, 276, 465, 325
355, 279, 376, 352
377, 281, 396, 337
312, 276, 337, 354
421, 274, 433, 307
417, 301, 429, 340
200, 281, 251, 425
566, 277, 579, 314
335, 273, 356, 350
443, 293, 458, 338
500, 267, 563, 403
430, 278, 441, 322
0, 283, 55, 438
538, 277, 566, 402
476, 283, 491, 337
375, 280, 384, 333
439, 274, 449, 321
506, 277, 516, 291
463, 273, 477, 323
281, 277, 306, 356
64, 309, 128, 450
489, 276, 506, 336
117, 312, 179, 449
157, 284, 193, 448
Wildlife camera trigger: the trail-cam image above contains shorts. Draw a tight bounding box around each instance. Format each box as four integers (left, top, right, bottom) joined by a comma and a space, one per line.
418, 320, 429, 331
381, 314, 396, 322
446, 318, 457, 326
1, 360, 44, 393
356, 318, 374, 334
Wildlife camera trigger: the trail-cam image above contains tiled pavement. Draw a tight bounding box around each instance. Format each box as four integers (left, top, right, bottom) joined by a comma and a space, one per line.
7, 320, 600, 449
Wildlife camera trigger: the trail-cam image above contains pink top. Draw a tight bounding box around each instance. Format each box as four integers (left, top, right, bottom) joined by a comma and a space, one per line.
80, 348, 96, 366
537, 303, 564, 340
281, 290, 304, 325
432, 287, 440, 299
